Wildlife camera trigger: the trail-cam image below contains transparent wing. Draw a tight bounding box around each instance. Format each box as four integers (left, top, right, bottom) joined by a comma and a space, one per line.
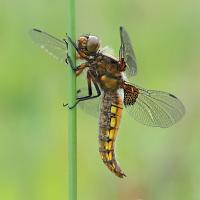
29, 28, 67, 63
77, 87, 100, 118
99, 46, 115, 55
126, 85, 185, 128
120, 26, 137, 77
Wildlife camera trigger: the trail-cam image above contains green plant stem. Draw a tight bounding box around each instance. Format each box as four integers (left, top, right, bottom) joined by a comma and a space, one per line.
67, 0, 77, 199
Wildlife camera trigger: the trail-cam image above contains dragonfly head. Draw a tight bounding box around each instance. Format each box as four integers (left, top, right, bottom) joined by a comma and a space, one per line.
78, 34, 100, 56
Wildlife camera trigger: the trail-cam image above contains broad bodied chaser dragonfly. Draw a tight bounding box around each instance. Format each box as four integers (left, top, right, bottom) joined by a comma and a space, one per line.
30, 27, 185, 178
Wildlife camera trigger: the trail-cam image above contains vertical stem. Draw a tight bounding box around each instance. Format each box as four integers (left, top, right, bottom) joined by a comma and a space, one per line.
67, 0, 76, 200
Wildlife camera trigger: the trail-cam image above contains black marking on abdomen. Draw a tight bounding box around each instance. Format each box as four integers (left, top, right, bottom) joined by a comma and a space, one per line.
98, 90, 126, 178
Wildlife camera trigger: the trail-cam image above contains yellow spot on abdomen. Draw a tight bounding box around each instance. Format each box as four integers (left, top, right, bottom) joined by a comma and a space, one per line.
105, 142, 109, 150
108, 152, 112, 160
111, 106, 117, 114
110, 117, 116, 127
108, 141, 112, 150
105, 141, 112, 150
106, 153, 110, 160
109, 129, 115, 140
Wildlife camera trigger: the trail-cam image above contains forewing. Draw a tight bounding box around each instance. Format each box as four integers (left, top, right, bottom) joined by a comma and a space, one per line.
29, 29, 67, 63
120, 26, 137, 77
126, 85, 185, 128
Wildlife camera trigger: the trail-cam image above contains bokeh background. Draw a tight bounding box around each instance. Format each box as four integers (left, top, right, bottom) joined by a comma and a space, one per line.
0, 0, 200, 199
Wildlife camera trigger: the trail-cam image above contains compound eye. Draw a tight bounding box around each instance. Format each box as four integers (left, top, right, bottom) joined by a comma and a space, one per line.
87, 36, 100, 53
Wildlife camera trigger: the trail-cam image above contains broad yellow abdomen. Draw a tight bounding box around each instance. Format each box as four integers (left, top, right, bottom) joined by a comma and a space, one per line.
98, 90, 126, 178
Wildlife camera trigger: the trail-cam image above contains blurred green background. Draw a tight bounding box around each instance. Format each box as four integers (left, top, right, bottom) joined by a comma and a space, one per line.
0, 0, 200, 199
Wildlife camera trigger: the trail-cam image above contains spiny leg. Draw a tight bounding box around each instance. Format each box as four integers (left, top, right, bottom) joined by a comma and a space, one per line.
63, 34, 79, 69
63, 35, 100, 109
63, 55, 88, 108
64, 71, 101, 109
63, 38, 69, 64
63, 73, 93, 109
76, 71, 101, 101
67, 34, 79, 52
66, 54, 77, 71
62, 40, 78, 108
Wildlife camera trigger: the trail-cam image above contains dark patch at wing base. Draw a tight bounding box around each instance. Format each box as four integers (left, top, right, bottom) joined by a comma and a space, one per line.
125, 85, 185, 128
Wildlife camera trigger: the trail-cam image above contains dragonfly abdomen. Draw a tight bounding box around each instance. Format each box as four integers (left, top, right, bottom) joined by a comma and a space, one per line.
99, 91, 126, 178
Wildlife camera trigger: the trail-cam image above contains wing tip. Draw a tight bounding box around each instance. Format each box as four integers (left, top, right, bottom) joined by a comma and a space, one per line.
33, 28, 42, 32
120, 26, 124, 32
169, 93, 177, 99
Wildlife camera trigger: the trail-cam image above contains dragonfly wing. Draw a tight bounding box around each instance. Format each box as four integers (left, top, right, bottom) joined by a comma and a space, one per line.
29, 29, 67, 63
125, 85, 185, 128
77, 87, 100, 118
120, 26, 137, 77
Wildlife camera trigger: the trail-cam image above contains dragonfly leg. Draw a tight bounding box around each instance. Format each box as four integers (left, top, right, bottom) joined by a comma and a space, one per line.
66, 54, 77, 71
63, 39, 69, 64
66, 54, 88, 76
63, 101, 79, 109
63, 71, 101, 109
63, 38, 68, 49
65, 35, 81, 69
63, 89, 81, 107
77, 71, 101, 101
67, 34, 79, 52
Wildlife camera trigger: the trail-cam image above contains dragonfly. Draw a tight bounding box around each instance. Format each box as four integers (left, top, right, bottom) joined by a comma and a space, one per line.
30, 27, 185, 178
